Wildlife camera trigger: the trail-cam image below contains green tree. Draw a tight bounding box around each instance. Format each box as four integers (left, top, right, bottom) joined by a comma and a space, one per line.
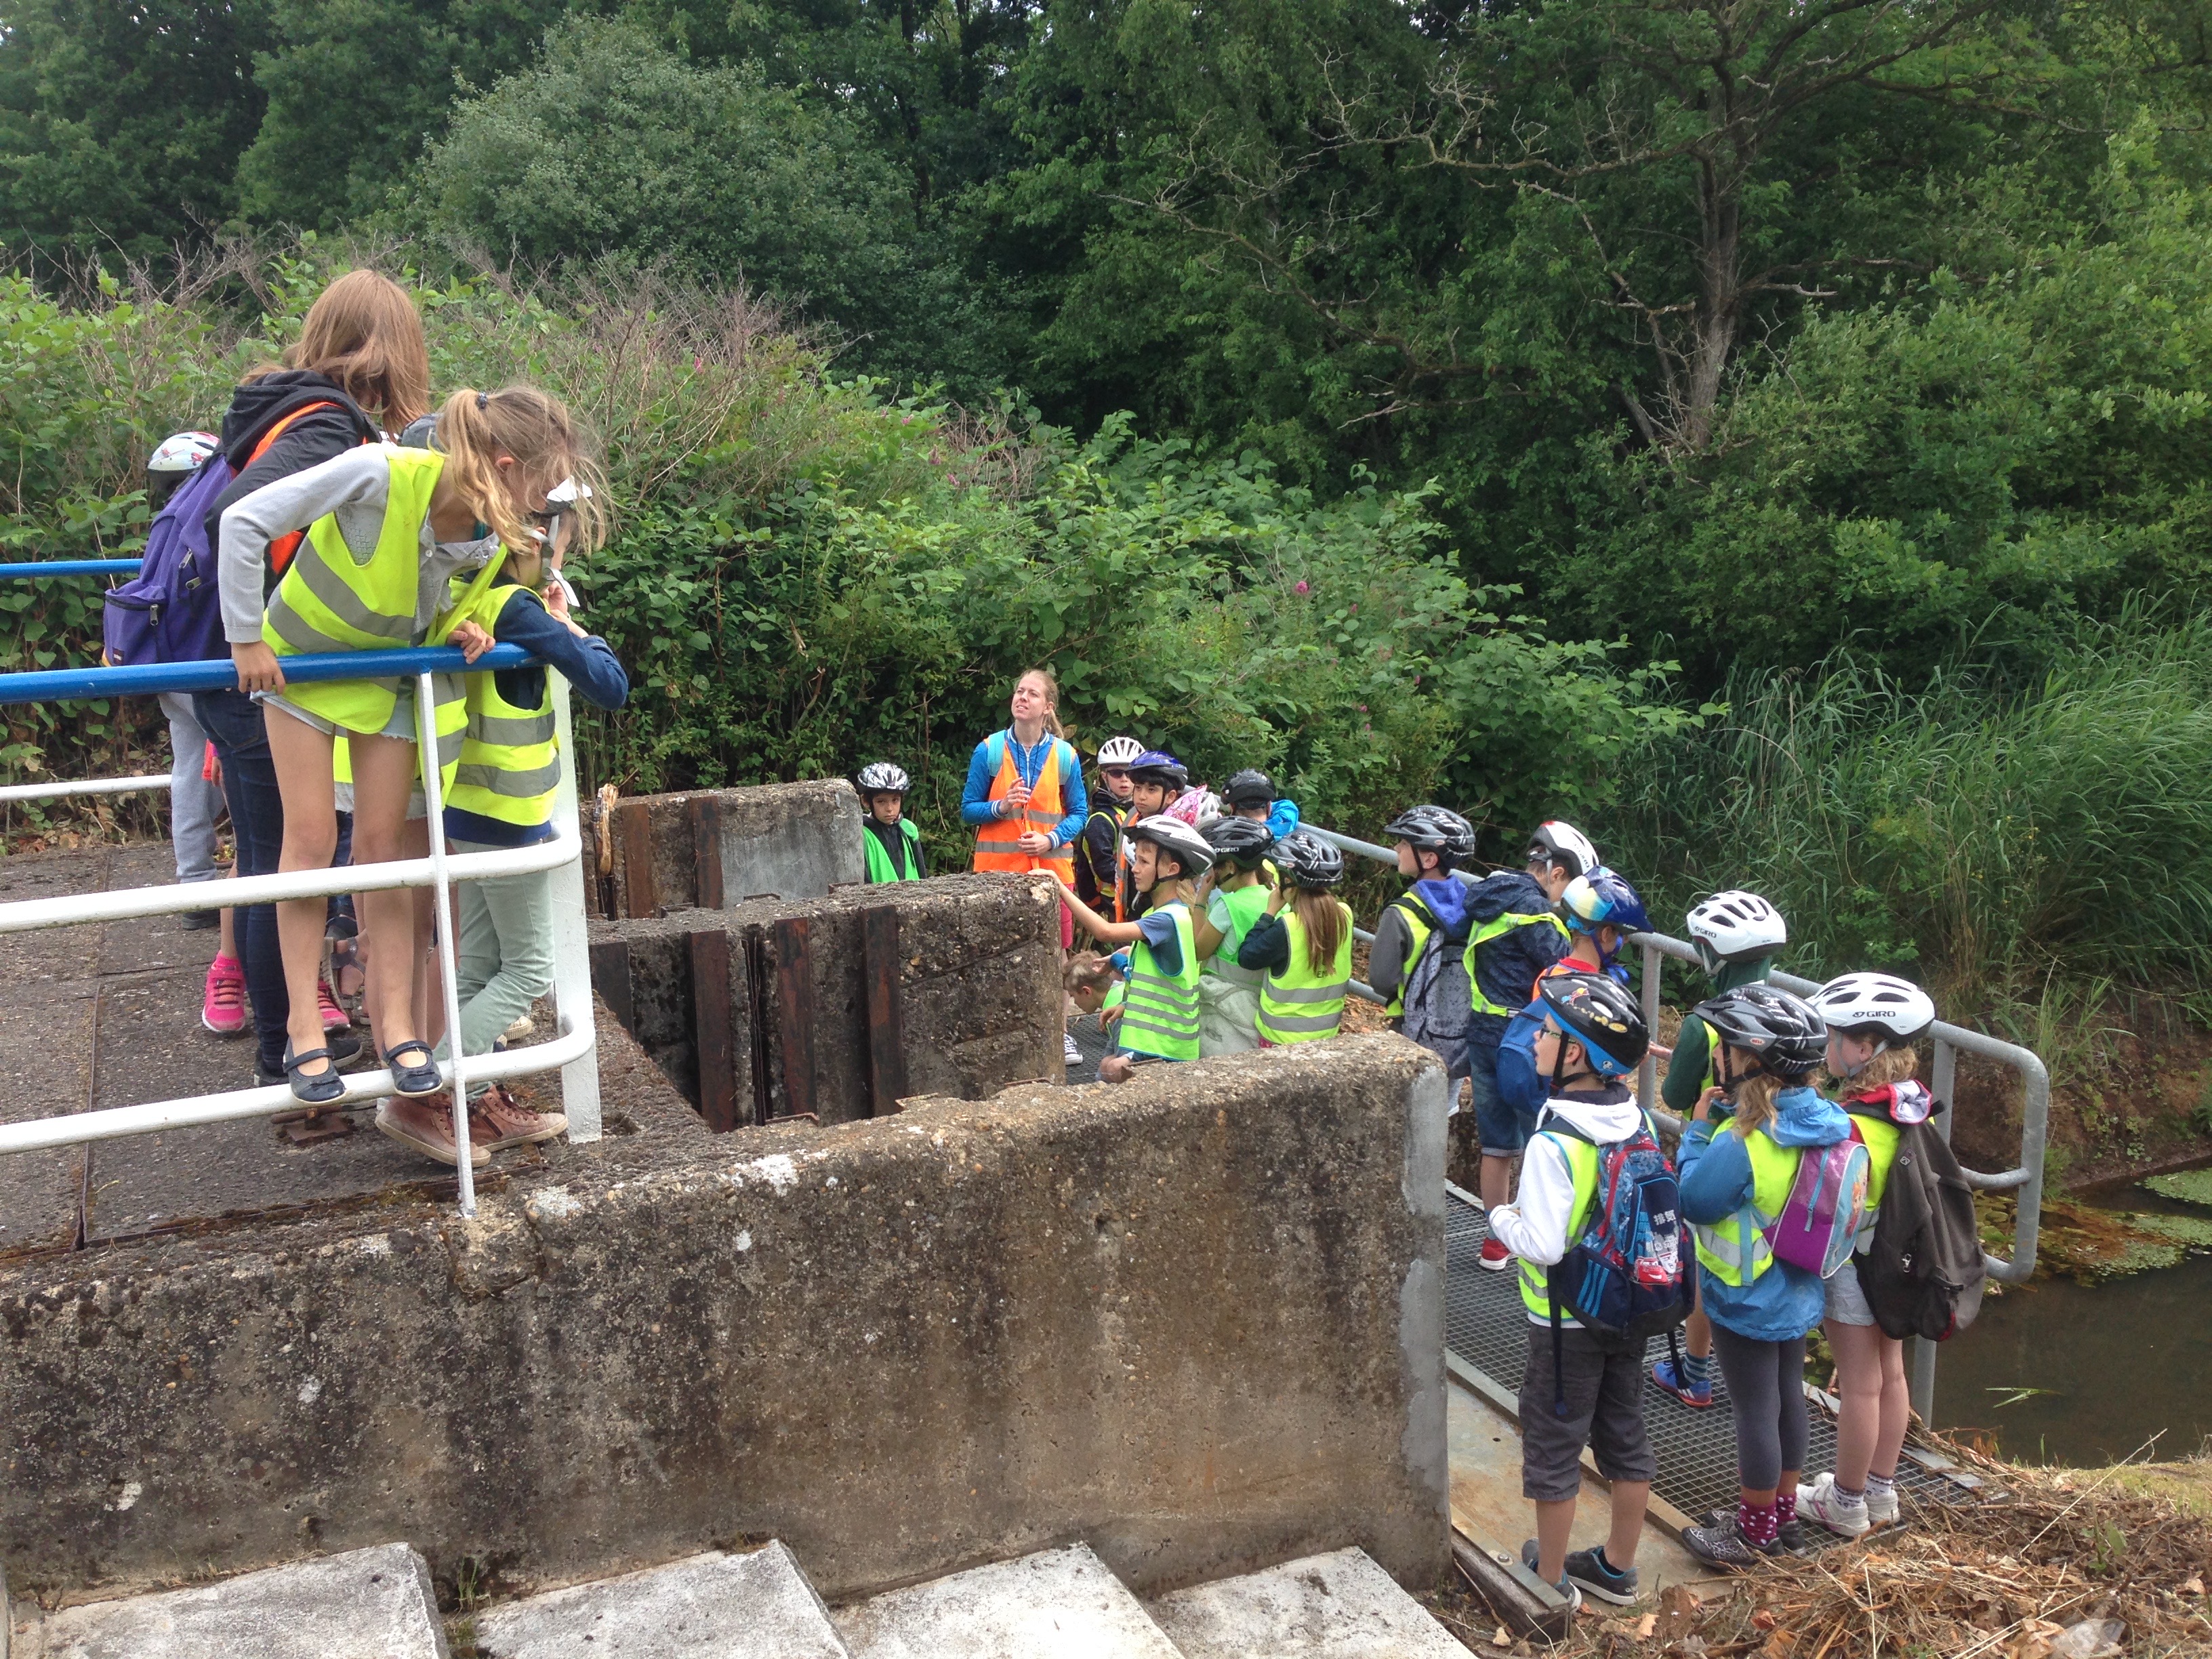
0, 0, 275, 263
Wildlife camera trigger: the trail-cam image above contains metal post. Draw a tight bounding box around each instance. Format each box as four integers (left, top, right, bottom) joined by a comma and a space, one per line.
416, 670, 475, 1218
1639, 938, 1662, 1111
545, 676, 601, 1140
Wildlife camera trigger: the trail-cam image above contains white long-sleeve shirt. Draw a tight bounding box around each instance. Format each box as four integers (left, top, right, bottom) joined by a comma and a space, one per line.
216, 445, 500, 645
1486, 1088, 1645, 1327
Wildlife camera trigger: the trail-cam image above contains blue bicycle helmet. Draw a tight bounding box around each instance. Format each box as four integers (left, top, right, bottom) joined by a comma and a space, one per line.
1561, 868, 1652, 937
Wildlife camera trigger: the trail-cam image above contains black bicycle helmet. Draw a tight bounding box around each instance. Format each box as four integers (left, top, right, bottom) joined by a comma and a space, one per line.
1275, 830, 1345, 889
1126, 814, 1214, 877
1203, 816, 1276, 870
1222, 769, 1275, 810
1536, 970, 1650, 1078
855, 762, 909, 796
1385, 804, 1477, 862
1127, 749, 1189, 791
1692, 983, 1826, 1081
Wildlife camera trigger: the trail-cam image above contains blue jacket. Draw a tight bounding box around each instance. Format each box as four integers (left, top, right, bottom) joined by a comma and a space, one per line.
1266, 797, 1301, 840
958, 729, 1087, 848
1462, 869, 1570, 1057
1677, 1084, 1854, 1342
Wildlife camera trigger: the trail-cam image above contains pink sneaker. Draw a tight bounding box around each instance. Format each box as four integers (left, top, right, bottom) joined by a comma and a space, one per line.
202, 954, 246, 1036
318, 975, 350, 1033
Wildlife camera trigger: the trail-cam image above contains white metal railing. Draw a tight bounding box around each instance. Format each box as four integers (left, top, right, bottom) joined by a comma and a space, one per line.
0, 646, 601, 1221
1303, 821, 2049, 1418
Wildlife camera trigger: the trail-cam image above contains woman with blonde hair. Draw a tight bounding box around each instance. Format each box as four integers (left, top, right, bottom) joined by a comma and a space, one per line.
193, 270, 433, 1093
961, 666, 1088, 949
219, 386, 598, 1165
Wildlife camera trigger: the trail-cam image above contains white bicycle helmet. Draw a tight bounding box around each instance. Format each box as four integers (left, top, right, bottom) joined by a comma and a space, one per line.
1126, 814, 1214, 877
1095, 735, 1144, 769
855, 762, 910, 796
148, 430, 220, 475
1811, 972, 1936, 1048
1686, 889, 1787, 975
1525, 819, 1599, 879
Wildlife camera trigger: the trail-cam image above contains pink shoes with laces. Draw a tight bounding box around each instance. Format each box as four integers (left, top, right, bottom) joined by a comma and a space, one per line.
202, 954, 246, 1036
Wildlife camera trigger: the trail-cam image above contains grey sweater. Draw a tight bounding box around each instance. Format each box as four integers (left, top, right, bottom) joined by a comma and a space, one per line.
216, 446, 501, 646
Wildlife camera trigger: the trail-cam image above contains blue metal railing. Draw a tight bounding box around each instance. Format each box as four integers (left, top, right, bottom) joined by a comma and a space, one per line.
0, 559, 143, 579
0, 642, 535, 704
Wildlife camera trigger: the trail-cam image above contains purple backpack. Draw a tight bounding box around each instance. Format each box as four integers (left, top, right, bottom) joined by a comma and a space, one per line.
101, 457, 237, 668
1765, 1136, 1871, 1279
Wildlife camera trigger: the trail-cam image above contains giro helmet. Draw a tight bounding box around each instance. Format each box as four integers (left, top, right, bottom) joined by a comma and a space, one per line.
1686, 890, 1788, 976
1275, 830, 1345, 889
1204, 817, 1276, 870
1537, 970, 1651, 1078
1810, 972, 1936, 1047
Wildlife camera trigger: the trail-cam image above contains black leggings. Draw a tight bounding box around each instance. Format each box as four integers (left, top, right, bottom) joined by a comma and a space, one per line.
1711, 1325, 1809, 1492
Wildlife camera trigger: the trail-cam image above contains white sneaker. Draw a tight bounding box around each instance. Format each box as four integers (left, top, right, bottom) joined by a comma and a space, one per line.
1799, 1473, 1870, 1538
1864, 1479, 1901, 1526
1065, 1031, 1084, 1064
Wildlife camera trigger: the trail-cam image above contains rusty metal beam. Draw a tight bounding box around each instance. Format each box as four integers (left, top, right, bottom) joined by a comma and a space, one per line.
689, 928, 740, 1133
689, 794, 724, 910
616, 799, 656, 918
861, 905, 907, 1116
772, 916, 815, 1122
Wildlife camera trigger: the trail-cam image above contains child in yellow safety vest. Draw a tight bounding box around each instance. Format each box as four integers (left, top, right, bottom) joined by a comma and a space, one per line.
1192, 816, 1275, 1054
1236, 830, 1354, 1046
1054, 817, 1215, 1081
220, 385, 600, 1142
1796, 972, 1940, 1542
1675, 985, 1854, 1570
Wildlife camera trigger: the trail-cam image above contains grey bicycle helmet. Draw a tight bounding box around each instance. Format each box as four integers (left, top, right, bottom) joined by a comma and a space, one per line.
1204, 816, 1276, 870
1275, 830, 1345, 889
855, 762, 910, 796
1692, 983, 1827, 1081
1222, 769, 1275, 809
1385, 804, 1477, 862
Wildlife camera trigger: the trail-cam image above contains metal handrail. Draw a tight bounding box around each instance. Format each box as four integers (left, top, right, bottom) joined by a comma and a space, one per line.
0, 638, 602, 1220
0, 559, 142, 579
1304, 821, 2048, 1418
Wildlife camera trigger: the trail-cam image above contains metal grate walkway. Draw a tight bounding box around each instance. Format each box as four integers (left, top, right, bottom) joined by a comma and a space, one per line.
1446, 1189, 1961, 1528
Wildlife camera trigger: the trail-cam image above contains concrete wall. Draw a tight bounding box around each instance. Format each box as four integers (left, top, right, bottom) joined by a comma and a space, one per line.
583, 781, 866, 920
590, 872, 1064, 1126
0, 1037, 1450, 1607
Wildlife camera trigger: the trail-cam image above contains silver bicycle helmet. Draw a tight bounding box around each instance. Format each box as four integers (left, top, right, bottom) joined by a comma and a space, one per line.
855, 762, 910, 796
1686, 889, 1787, 975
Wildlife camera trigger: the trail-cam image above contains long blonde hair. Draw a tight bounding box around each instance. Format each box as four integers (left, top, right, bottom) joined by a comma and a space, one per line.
1824, 1044, 1921, 1095
434, 386, 608, 557
249, 270, 431, 428
1015, 666, 1064, 739
1291, 886, 1349, 977
1727, 1062, 1784, 1140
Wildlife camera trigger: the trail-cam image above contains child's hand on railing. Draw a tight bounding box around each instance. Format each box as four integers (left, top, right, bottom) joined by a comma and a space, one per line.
450, 620, 495, 664
231, 641, 284, 693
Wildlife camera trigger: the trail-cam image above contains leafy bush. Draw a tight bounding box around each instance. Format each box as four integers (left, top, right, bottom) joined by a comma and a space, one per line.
1610, 608, 2212, 1030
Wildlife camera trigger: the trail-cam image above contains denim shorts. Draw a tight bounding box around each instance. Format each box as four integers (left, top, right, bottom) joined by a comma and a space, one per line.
1468, 1054, 1525, 1157
1824, 1255, 1879, 1326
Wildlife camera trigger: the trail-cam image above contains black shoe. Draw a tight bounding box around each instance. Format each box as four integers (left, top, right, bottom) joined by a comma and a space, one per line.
181, 909, 220, 931
283, 1041, 346, 1105
1562, 1545, 1640, 1606
259, 1031, 361, 1086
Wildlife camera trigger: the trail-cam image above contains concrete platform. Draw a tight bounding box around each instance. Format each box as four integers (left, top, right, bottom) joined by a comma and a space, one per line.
470, 1544, 848, 1658
833, 1545, 1183, 1659
22, 1542, 445, 1659
1145, 1547, 1465, 1658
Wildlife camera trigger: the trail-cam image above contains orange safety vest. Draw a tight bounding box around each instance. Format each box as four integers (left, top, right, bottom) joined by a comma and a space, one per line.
972, 732, 1076, 881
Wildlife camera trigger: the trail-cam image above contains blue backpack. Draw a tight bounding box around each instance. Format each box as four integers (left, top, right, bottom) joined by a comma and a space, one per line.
101, 455, 238, 667
1542, 1112, 1691, 1411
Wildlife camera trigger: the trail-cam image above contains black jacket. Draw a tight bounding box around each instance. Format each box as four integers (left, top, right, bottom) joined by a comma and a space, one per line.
203, 370, 380, 581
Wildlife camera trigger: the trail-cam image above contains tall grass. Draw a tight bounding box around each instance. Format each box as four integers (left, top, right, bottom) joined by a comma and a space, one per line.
1610, 610, 2212, 1039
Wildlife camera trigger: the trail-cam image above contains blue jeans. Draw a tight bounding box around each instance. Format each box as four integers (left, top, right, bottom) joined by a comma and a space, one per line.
194, 688, 289, 1074
1467, 1046, 1528, 1158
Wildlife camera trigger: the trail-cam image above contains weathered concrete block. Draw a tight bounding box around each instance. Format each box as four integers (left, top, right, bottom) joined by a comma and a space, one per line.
1145, 1547, 1467, 1658
590, 872, 1063, 1125
1, 1036, 1450, 1609
832, 1544, 1180, 1659
472, 1543, 847, 1658
583, 783, 865, 920
28, 1542, 445, 1659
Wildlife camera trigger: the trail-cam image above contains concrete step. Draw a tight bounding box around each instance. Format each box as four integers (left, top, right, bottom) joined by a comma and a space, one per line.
833, 1544, 1183, 1659
469, 1544, 848, 1658
23, 1542, 446, 1659
1145, 1547, 1465, 1658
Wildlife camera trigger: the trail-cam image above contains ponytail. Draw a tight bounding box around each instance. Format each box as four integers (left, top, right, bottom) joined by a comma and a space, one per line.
1017, 666, 1065, 739
432, 386, 609, 558
1292, 886, 1349, 977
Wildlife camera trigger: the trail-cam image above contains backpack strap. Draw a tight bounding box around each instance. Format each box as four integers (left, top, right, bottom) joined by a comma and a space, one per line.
242, 401, 354, 577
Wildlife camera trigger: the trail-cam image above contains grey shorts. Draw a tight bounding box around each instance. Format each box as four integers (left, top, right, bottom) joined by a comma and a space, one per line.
1518, 1324, 1658, 1502
1824, 1256, 1878, 1326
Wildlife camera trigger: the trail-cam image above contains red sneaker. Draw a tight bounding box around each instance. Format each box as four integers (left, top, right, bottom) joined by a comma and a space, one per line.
317, 975, 350, 1033
1479, 1236, 1512, 1271
201, 953, 246, 1036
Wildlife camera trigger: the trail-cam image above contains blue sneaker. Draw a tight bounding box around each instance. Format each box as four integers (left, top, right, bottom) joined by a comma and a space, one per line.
1652, 1355, 1713, 1408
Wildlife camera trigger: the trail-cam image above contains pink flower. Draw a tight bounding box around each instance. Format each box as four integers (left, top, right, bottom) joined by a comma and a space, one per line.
1294, 579, 1310, 594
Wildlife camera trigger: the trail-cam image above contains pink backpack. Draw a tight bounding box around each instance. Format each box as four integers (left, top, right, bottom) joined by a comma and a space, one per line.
1765, 1137, 1871, 1279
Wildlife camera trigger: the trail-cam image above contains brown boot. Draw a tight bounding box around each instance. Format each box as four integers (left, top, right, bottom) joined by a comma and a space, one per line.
375, 1093, 489, 1169
467, 1083, 568, 1151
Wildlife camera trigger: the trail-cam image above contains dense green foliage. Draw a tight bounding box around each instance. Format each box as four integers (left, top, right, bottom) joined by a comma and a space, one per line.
4, 1, 2212, 1033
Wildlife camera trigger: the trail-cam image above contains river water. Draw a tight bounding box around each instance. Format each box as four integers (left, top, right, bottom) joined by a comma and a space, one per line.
1930, 1176, 2212, 1467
